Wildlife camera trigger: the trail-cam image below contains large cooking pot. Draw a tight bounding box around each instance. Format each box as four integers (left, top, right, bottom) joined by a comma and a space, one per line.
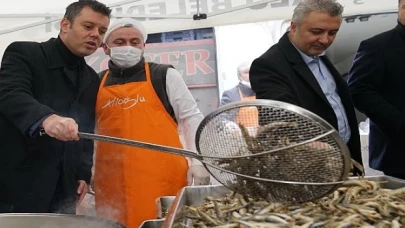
0, 213, 125, 228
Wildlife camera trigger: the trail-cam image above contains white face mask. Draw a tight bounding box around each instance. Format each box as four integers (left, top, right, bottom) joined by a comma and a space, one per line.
109, 46, 143, 68
240, 80, 251, 88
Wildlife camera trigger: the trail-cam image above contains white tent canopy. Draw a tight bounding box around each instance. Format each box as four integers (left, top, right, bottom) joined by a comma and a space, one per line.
0, 0, 399, 56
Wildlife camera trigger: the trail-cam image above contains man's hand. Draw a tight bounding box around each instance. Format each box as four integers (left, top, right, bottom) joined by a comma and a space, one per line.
76, 180, 88, 206
187, 165, 210, 186
41, 114, 79, 141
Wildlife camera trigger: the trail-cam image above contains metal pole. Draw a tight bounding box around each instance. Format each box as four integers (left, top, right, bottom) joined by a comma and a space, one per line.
0, 18, 61, 35
0, 0, 141, 35
0, 0, 143, 18
111, 14, 190, 19
0, 13, 190, 19
196, 0, 200, 16
0, 14, 61, 18
0, 12, 192, 35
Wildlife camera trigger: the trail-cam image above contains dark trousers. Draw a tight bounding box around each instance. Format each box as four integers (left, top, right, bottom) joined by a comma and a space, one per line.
48, 172, 76, 214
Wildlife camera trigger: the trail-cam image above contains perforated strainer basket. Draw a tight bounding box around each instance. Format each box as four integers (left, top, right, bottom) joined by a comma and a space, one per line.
195, 99, 352, 203
41, 99, 352, 203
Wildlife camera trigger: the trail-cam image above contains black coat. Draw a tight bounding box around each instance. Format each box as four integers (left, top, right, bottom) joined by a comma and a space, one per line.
348, 22, 405, 176
0, 37, 99, 213
250, 32, 362, 166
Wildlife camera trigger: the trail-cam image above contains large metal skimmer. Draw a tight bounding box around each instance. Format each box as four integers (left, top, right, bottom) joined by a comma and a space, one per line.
42, 100, 352, 203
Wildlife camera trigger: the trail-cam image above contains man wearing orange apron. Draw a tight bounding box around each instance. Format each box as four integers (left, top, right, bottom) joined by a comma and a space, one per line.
220, 61, 257, 127
93, 18, 210, 228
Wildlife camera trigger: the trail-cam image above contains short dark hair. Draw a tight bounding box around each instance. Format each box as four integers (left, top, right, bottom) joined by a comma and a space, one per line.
64, 0, 112, 22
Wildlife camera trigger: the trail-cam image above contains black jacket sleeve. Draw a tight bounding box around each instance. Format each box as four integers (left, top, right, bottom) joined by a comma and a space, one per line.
348, 40, 405, 137
0, 42, 54, 135
77, 69, 99, 184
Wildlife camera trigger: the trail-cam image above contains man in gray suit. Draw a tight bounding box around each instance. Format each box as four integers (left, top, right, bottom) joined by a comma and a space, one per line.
220, 61, 255, 106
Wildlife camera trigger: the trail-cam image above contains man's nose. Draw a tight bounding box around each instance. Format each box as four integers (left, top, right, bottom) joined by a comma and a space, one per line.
90, 28, 100, 38
319, 34, 329, 44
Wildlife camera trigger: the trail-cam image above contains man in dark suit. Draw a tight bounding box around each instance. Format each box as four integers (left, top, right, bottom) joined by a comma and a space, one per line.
0, 0, 111, 213
347, 0, 405, 179
250, 0, 362, 167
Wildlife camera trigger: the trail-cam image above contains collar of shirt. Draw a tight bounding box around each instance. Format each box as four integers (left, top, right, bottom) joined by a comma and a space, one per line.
291, 43, 326, 64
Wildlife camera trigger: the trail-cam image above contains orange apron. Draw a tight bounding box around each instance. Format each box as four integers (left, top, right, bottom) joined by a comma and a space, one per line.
235, 88, 258, 127
94, 62, 188, 228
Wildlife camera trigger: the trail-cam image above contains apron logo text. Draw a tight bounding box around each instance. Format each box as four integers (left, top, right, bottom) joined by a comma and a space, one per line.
102, 95, 146, 110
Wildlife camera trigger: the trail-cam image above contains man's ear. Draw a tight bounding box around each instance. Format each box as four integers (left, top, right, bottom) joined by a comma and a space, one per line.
290, 21, 297, 33
102, 43, 110, 55
60, 18, 71, 33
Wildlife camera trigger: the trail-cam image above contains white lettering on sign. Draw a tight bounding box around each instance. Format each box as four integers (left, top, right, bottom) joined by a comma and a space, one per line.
102, 95, 146, 110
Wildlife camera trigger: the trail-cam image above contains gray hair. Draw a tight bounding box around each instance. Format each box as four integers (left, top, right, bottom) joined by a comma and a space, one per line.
237, 61, 251, 78
292, 0, 344, 25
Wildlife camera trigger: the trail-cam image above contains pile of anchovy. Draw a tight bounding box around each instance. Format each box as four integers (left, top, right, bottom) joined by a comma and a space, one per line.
176, 179, 405, 227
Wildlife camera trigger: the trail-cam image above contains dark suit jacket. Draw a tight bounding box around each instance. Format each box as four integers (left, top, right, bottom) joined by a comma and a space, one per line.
348, 22, 405, 175
0, 38, 99, 213
250, 32, 362, 166
220, 83, 255, 106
